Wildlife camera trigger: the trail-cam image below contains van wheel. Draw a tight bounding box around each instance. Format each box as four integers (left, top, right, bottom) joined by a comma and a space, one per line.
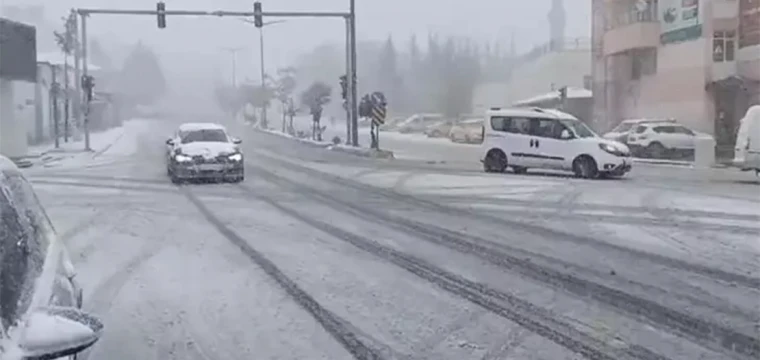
484, 149, 507, 173
573, 155, 598, 179
512, 166, 527, 174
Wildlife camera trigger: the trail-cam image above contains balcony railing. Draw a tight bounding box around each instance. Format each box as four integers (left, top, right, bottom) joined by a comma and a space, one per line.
514, 37, 591, 65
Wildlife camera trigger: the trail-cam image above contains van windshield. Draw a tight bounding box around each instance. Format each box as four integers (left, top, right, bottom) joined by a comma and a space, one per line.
560, 119, 597, 138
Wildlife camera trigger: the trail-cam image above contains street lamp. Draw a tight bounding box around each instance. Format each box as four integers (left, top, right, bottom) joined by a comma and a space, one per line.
221, 47, 243, 87
239, 18, 287, 127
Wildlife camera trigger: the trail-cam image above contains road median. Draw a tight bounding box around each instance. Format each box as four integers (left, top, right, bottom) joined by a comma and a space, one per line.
252, 126, 395, 159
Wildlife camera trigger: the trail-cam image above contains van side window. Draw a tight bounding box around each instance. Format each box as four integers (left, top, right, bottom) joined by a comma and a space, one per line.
490, 116, 511, 132
509, 117, 532, 134
535, 119, 567, 139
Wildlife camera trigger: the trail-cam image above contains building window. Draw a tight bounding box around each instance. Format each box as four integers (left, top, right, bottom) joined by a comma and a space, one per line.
713, 30, 736, 62
631, 48, 657, 80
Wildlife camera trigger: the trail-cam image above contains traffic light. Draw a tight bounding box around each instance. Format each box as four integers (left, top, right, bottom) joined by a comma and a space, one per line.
339, 75, 348, 100
253, 2, 263, 28
157, 2, 166, 29
558, 86, 568, 102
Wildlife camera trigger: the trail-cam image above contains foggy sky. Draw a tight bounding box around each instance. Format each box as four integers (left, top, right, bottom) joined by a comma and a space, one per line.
1, 0, 590, 82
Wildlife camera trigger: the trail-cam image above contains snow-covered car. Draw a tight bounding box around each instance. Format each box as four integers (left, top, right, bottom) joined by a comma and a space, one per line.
481, 107, 632, 178
0, 156, 103, 360
166, 123, 245, 183
424, 120, 456, 138
396, 114, 444, 133
449, 118, 484, 143
602, 118, 675, 144
626, 122, 707, 159
733, 105, 760, 175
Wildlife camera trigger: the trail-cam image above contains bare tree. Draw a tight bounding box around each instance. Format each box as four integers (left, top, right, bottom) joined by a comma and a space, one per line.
299, 82, 331, 141
53, 12, 77, 142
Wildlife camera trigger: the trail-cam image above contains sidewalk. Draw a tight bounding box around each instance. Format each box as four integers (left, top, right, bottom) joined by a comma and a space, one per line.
24, 119, 152, 169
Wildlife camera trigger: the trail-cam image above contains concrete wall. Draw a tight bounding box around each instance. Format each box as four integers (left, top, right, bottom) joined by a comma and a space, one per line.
615, 39, 714, 134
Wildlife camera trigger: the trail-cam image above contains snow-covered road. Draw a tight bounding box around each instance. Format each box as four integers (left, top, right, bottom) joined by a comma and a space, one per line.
20, 117, 760, 360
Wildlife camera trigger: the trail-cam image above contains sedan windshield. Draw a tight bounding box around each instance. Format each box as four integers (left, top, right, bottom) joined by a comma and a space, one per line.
560, 119, 597, 138
181, 129, 228, 144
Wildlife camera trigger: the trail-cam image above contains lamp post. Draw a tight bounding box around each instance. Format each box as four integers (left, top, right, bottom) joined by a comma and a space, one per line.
239, 18, 287, 128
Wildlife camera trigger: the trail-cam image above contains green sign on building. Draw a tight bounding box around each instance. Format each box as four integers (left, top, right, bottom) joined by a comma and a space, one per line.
659, 0, 703, 44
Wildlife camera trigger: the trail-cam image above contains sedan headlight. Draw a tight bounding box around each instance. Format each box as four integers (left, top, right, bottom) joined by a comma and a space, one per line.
175, 154, 192, 162
228, 153, 243, 161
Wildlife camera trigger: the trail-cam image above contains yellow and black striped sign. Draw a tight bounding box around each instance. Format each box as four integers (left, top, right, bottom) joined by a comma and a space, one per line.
370, 93, 386, 126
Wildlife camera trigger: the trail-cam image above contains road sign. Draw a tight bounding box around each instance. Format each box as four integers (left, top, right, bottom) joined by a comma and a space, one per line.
370, 92, 386, 126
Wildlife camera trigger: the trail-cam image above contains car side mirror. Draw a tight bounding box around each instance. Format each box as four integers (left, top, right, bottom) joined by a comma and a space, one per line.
14, 306, 103, 360
560, 129, 573, 140
232, 138, 242, 144
166, 138, 174, 145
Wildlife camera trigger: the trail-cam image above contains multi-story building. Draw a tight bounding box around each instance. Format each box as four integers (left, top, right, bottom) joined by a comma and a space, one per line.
592, 0, 760, 156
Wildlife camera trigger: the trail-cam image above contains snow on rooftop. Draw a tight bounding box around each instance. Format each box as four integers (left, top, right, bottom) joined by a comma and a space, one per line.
513, 87, 592, 106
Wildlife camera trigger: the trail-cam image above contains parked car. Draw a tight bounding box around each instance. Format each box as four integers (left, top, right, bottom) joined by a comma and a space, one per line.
626, 122, 708, 159
481, 107, 632, 178
396, 114, 444, 133
449, 118, 484, 143
166, 123, 245, 183
602, 118, 676, 144
425, 120, 456, 138
733, 105, 760, 175
0, 156, 103, 359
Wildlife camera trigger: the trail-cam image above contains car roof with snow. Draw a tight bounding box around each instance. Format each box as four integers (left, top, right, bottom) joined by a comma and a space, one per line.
178, 123, 226, 132
0, 155, 21, 175
486, 107, 578, 120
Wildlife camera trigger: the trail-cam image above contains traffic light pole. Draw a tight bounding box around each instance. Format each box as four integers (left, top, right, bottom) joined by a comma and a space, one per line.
80, 13, 91, 151
349, 0, 358, 147
344, 19, 352, 144
75, 5, 360, 147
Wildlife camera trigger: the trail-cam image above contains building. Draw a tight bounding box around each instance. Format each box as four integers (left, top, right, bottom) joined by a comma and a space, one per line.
472, 0, 593, 114
592, 0, 760, 157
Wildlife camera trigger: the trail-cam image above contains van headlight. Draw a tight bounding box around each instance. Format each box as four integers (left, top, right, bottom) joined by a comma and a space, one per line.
175, 154, 192, 162
599, 143, 627, 156
228, 153, 243, 161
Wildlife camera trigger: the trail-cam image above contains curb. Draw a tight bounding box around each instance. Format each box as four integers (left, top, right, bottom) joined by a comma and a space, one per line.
253, 126, 395, 159
632, 158, 731, 169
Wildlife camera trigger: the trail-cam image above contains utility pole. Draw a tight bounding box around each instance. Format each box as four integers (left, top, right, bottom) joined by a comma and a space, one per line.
349, 0, 358, 146
240, 17, 286, 129
222, 47, 243, 87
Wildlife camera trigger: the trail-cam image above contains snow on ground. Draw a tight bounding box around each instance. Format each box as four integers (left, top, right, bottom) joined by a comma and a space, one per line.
26, 119, 155, 171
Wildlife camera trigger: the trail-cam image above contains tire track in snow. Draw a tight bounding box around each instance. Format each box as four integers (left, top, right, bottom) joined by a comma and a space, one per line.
231, 181, 656, 360
180, 186, 388, 360
252, 150, 760, 289
246, 159, 759, 360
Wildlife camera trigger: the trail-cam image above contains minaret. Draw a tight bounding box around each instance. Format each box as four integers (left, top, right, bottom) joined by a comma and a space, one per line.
547, 0, 566, 50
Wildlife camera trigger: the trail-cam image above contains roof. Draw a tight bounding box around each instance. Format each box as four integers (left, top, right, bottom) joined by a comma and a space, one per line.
178, 122, 226, 132
513, 87, 592, 106
486, 107, 579, 120
620, 118, 676, 124
36, 51, 101, 71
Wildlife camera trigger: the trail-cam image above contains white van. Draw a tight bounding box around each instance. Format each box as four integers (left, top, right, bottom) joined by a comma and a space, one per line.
481, 107, 632, 178
733, 105, 760, 175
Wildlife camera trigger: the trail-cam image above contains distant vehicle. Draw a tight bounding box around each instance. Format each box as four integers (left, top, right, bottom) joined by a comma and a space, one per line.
481, 107, 632, 178
449, 118, 484, 143
396, 114, 444, 133
626, 122, 709, 159
0, 156, 103, 360
424, 120, 456, 138
602, 118, 676, 144
166, 123, 245, 183
733, 105, 760, 175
